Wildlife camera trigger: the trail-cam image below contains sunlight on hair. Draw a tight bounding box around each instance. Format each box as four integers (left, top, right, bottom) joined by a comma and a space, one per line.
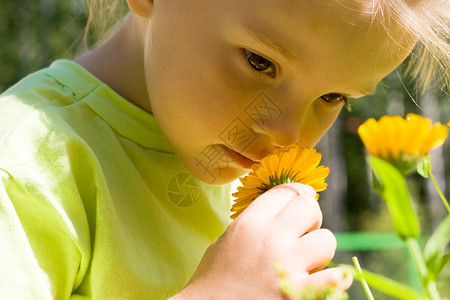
82, 0, 128, 50
338, 0, 449, 93
372, 0, 449, 93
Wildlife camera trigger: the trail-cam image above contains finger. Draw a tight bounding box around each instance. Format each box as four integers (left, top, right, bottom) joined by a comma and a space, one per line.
238, 183, 309, 223
270, 184, 321, 237
288, 229, 336, 273
296, 267, 353, 291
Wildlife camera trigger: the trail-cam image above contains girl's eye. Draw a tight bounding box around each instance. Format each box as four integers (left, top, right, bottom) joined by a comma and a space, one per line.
321, 93, 351, 110
242, 49, 276, 77
321, 93, 348, 104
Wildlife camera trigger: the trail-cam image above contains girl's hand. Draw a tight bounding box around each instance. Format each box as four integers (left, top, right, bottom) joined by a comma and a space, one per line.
172, 183, 352, 299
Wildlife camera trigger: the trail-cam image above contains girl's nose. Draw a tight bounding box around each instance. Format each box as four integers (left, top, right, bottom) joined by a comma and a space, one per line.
258, 119, 301, 148
246, 89, 312, 148
249, 103, 303, 148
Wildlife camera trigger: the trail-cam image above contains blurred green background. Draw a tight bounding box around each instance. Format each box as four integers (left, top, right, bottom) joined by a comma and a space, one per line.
1, 1, 449, 298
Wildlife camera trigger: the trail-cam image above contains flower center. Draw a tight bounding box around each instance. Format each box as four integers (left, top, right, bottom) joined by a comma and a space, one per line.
260, 169, 300, 192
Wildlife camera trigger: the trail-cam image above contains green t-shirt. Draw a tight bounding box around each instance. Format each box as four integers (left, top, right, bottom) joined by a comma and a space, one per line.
0, 60, 232, 299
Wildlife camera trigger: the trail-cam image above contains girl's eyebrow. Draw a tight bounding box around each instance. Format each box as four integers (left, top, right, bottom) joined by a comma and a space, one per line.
247, 30, 302, 66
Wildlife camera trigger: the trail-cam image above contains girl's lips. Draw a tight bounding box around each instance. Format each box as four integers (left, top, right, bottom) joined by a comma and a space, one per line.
221, 146, 256, 169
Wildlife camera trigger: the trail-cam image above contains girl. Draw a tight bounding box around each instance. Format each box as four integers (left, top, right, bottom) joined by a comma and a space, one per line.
0, 0, 448, 298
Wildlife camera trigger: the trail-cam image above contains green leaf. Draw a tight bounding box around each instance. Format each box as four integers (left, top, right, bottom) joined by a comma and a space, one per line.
435, 252, 450, 278
423, 214, 450, 280
371, 169, 383, 194
417, 156, 431, 178
368, 156, 420, 240
347, 265, 425, 300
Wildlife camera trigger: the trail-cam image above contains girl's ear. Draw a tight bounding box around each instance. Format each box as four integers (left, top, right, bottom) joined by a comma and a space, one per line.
127, 0, 154, 18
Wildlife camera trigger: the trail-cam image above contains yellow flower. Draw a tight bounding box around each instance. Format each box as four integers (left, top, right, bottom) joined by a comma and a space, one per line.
230, 145, 330, 219
357, 113, 448, 175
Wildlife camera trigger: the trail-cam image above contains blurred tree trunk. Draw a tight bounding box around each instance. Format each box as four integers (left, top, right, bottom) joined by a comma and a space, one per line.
318, 115, 347, 232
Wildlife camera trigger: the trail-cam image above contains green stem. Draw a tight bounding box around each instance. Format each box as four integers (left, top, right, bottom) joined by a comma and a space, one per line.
429, 170, 450, 214
406, 238, 441, 300
352, 256, 374, 300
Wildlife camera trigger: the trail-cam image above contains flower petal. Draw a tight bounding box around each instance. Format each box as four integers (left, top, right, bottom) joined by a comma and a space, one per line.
420, 123, 448, 155
230, 144, 330, 219
358, 114, 447, 176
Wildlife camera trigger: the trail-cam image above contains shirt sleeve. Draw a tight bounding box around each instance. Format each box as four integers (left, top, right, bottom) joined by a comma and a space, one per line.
0, 170, 86, 299
0, 71, 95, 299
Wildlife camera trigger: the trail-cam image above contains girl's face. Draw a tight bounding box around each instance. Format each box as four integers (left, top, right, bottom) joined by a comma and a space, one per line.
143, 0, 415, 184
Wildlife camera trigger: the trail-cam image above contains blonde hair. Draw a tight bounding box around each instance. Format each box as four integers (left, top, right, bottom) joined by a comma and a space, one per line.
370, 0, 450, 93
81, 0, 128, 51
83, 0, 449, 93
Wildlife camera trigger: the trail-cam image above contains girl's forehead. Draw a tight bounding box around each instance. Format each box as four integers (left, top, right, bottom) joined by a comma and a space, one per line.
223, 0, 413, 57
222, 0, 394, 37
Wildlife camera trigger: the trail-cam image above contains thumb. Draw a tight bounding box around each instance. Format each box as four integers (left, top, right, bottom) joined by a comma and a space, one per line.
238, 183, 316, 222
